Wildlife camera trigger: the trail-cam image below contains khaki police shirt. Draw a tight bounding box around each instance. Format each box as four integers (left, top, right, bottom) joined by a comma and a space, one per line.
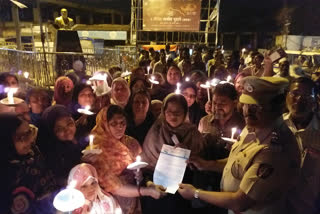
283, 113, 320, 214
221, 117, 301, 214
198, 113, 245, 139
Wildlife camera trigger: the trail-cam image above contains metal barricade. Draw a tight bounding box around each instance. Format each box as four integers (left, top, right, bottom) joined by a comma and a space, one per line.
0, 47, 138, 88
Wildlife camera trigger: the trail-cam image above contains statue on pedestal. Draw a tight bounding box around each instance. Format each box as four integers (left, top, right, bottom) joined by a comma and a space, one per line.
54, 8, 74, 30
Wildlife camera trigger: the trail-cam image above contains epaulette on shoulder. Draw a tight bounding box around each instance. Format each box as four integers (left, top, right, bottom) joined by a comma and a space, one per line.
268, 131, 284, 152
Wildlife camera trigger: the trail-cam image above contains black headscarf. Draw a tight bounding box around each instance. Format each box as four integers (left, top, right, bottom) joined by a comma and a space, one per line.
0, 113, 23, 161
0, 114, 22, 212
70, 83, 94, 120
37, 105, 81, 186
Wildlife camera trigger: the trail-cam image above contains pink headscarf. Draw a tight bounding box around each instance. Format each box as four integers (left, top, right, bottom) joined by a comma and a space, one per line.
68, 163, 122, 214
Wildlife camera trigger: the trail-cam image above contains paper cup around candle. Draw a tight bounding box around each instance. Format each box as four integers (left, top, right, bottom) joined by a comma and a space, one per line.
53, 187, 85, 212
227, 75, 232, 82
77, 106, 94, 115
121, 71, 132, 78
127, 161, 148, 170
23, 72, 29, 79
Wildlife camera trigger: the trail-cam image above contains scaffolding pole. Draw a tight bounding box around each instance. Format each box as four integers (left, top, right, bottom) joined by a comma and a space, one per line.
215, 0, 220, 46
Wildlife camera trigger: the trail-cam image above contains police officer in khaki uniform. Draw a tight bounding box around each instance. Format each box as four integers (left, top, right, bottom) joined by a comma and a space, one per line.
178, 76, 301, 214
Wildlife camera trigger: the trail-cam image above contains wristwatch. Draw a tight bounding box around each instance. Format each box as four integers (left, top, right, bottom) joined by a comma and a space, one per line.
194, 189, 201, 199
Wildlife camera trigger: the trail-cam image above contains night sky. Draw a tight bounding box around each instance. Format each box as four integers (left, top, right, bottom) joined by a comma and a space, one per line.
1, 0, 319, 35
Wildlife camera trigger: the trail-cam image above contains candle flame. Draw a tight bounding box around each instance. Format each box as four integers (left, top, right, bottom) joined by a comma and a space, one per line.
85, 105, 90, 111
136, 155, 141, 162
23, 72, 29, 79
89, 135, 94, 143
175, 83, 181, 94
227, 75, 232, 82
231, 127, 237, 140
185, 77, 190, 82
211, 78, 220, 86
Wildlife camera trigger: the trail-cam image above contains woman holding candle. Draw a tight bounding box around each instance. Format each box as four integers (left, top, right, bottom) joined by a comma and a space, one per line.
141, 93, 206, 214
70, 83, 97, 148
37, 105, 82, 186
181, 82, 206, 126
151, 65, 182, 101
0, 113, 57, 214
71, 83, 96, 119
68, 163, 122, 214
84, 105, 165, 214
125, 89, 155, 145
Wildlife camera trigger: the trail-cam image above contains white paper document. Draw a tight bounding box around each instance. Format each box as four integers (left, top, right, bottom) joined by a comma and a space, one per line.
153, 144, 191, 194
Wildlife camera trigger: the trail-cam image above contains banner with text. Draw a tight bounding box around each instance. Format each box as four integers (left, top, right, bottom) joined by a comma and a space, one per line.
143, 0, 201, 32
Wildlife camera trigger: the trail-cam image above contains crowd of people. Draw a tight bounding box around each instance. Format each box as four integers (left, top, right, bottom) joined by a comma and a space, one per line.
0, 45, 320, 214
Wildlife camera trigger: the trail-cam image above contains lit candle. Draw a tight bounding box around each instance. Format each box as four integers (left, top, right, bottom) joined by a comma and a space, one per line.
149, 75, 159, 89
89, 135, 94, 150
231, 127, 237, 140
221, 49, 225, 54
242, 48, 246, 56
207, 86, 211, 101
86, 80, 92, 85
136, 155, 141, 173
175, 82, 181, 94
136, 155, 141, 163
200, 81, 211, 101
211, 78, 220, 87
5, 88, 18, 105
227, 75, 232, 82
185, 77, 190, 82
23, 72, 29, 79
